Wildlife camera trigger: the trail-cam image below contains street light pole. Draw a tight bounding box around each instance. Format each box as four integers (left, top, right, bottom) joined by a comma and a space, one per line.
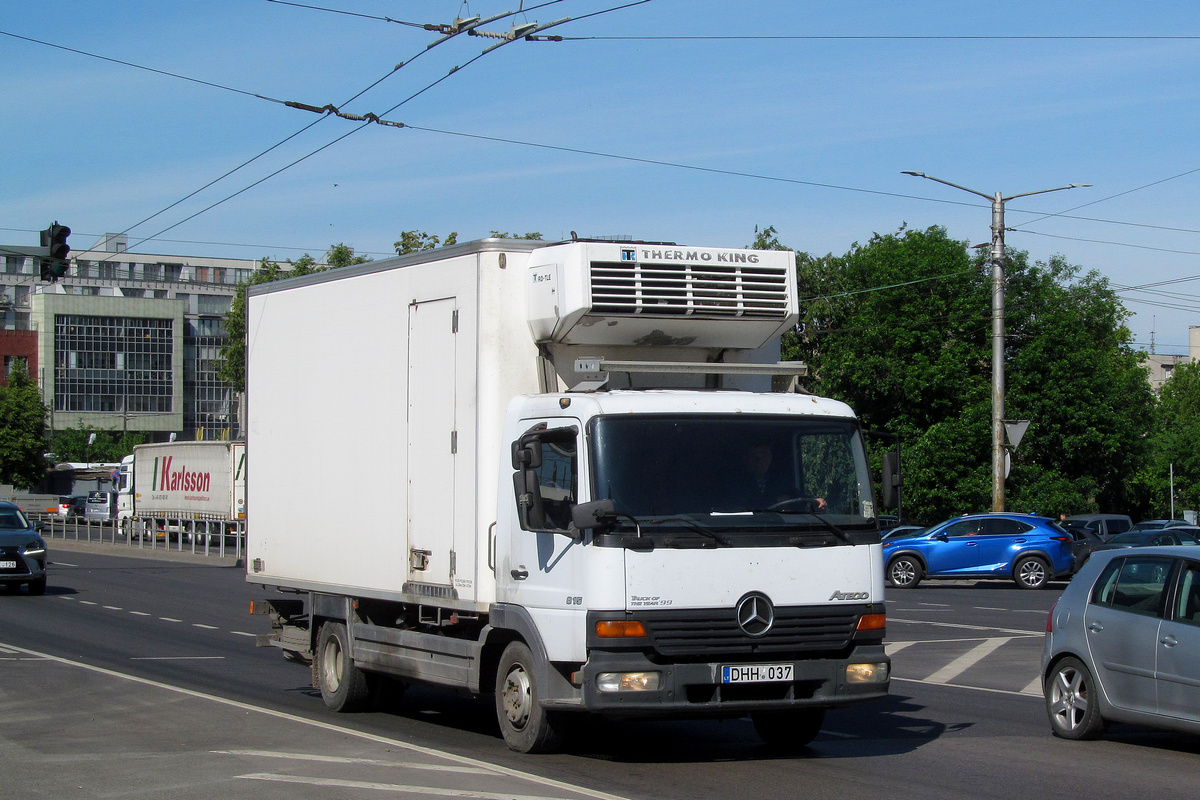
901, 172, 1089, 511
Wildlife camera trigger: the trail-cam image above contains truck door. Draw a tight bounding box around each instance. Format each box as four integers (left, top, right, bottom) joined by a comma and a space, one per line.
407, 297, 457, 587
505, 421, 585, 611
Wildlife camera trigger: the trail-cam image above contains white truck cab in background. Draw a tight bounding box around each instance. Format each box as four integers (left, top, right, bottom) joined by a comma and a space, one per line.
247, 238, 891, 753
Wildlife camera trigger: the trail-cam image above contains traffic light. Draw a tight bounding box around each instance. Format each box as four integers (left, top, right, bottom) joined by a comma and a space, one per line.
39, 222, 71, 282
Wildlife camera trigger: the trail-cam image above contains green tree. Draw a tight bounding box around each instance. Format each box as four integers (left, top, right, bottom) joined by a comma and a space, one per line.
784, 225, 1151, 523
47, 425, 146, 463
1142, 361, 1200, 516
326, 242, 371, 269
489, 231, 543, 240
394, 231, 459, 254
0, 359, 48, 488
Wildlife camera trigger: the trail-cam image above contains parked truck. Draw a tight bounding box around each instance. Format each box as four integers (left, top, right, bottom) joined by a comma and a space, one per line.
247, 237, 893, 752
117, 441, 246, 541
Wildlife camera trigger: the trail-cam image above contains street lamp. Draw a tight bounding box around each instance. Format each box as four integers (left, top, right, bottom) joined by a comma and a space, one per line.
901, 171, 1090, 511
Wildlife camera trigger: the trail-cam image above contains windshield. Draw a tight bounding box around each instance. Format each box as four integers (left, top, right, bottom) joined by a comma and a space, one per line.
590, 414, 879, 543
0, 507, 30, 530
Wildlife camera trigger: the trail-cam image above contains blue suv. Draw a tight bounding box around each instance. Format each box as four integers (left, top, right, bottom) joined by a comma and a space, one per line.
883, 513, 1075, 590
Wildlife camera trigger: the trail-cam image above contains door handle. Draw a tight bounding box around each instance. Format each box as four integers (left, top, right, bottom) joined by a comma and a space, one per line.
1088, 622, 1103, 633
1161, 635, 1178, 647
510, 567, 529, 580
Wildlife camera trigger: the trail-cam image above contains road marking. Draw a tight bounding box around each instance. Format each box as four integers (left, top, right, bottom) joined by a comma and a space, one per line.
229, 631, 256, 637
1022, 676, 1044, 696
129, 611, 151, 616
213, 750, 492, 774
80, 600, 98, 605
239, 773, 585, 799
891, 676, 1043, 699
104, 606, 123, 611
924, 638, 1011, 684
889, 616, 1042, 636
131, 656, 226, 661
159, 617, 182, 623
192, 624, 218, 630
52, 561, 79, 567
1, 640, 633, 800
885, 641, 916, 655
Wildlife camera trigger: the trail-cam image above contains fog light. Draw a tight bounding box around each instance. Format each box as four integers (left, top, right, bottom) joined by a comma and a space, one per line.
597, 671, 661, 692
846, 662, 889, 683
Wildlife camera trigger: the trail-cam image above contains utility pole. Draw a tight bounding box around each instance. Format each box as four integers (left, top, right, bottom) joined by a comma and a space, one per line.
902, 172, 1089, 511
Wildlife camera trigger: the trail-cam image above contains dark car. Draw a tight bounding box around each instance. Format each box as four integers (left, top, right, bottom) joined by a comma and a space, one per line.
882, 513, 1075, 590
0, 502, 48, 595
57, 494, 87, 518
1097, 528, 1200, 550
1043, 546, 1200, 739
1131, 519, 1190, 531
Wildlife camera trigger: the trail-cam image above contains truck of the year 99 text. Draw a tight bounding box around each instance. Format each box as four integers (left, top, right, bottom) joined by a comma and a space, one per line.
247, 237, 894, 753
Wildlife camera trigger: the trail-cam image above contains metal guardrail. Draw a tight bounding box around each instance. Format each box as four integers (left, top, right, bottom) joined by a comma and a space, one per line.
30, 512, 245, 560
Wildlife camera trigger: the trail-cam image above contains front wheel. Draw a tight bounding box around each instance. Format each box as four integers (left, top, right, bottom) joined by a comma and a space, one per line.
27, 576, 46, 596
887, 555, 923, 588
1046, 657, 1105, 739
495, 641, 565, 753
751, 708, 825, 750
316, 622, 370, 712
1014, 556, 1050, 590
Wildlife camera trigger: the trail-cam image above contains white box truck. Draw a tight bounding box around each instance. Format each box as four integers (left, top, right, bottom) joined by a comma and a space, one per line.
116, 441, 246, 540
247, 238, 892, 752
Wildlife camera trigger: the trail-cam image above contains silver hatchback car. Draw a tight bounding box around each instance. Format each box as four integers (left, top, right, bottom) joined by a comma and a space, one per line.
1042, 546, 1200, 739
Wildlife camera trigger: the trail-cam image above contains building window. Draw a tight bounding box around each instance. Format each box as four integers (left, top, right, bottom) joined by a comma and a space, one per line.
53, 314, 174, 414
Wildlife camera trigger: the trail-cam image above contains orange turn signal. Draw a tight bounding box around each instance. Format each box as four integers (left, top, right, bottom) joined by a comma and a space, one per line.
856, 613, 886, 631
595, 620, 647, 638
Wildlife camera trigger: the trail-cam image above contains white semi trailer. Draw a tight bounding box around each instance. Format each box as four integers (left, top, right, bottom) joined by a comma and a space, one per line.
247, 237, 893, 752
117, 441, 246, 538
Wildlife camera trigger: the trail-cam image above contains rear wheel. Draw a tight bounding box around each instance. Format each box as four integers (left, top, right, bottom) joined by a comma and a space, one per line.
1046, 657, 1105, 739
495, 641, 565, 753
316, 622, 370, 712
886, 555, 923, 588
1014, 556, 1050, 589
751, 708, 826, 750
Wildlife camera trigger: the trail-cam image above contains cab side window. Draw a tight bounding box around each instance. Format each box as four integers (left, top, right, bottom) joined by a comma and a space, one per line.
534, 438, 577, 531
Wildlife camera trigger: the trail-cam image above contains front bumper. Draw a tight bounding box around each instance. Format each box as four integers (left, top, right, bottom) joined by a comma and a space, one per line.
565, 644, 889, 718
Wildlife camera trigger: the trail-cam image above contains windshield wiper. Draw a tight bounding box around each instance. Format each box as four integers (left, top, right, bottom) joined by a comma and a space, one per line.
742, 508, 856, 545
644, 515, 734, 547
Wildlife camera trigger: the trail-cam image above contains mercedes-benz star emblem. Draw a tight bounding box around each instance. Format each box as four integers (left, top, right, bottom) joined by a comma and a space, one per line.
736, 592, 775, 637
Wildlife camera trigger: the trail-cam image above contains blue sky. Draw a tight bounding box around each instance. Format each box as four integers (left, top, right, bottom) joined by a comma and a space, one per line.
4, 1, 1200, 354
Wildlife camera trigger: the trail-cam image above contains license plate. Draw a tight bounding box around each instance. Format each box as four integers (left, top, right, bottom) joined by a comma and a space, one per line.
721, 663, 794, 683
0, 560, 16, 569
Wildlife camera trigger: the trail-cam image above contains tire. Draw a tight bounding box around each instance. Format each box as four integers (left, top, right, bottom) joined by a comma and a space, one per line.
751, 708, 825, 750
495, 641, 565, 753
315, 622, 371, 712
1046, 656, 1106, 740
2, 582, 20, 595
27, 576, 47, 596
887, 555, 923, 588
1013, 556, 1050, 590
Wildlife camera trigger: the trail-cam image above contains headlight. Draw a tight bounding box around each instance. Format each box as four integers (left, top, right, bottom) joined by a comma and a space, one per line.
846, 662, 889, 683
23, 540, 46, 557
597, 671, 662, 692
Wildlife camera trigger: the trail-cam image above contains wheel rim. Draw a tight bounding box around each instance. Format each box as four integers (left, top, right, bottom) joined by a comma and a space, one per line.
321, 636, 344, 693
1019, 560, 1046, 587
890, 560, 915, 586
1049, 665, 1088, 732
501, 662, 533, 731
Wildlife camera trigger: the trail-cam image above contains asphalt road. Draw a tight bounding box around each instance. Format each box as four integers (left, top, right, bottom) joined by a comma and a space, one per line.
2, 543, 1198, 799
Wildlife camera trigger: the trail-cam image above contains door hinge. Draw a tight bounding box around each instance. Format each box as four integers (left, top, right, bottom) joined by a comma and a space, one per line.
450, 430, 458, 454
452, 308, 459, 333
449, 549, 456, 577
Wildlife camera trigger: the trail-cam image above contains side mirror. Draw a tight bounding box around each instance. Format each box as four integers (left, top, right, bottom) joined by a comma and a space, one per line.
881, 450, 901, 508
571, 499, 615, 530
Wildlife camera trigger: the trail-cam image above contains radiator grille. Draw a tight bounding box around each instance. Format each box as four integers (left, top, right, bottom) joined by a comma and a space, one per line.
589, 260, 791, 317
640, 605, 861, 658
